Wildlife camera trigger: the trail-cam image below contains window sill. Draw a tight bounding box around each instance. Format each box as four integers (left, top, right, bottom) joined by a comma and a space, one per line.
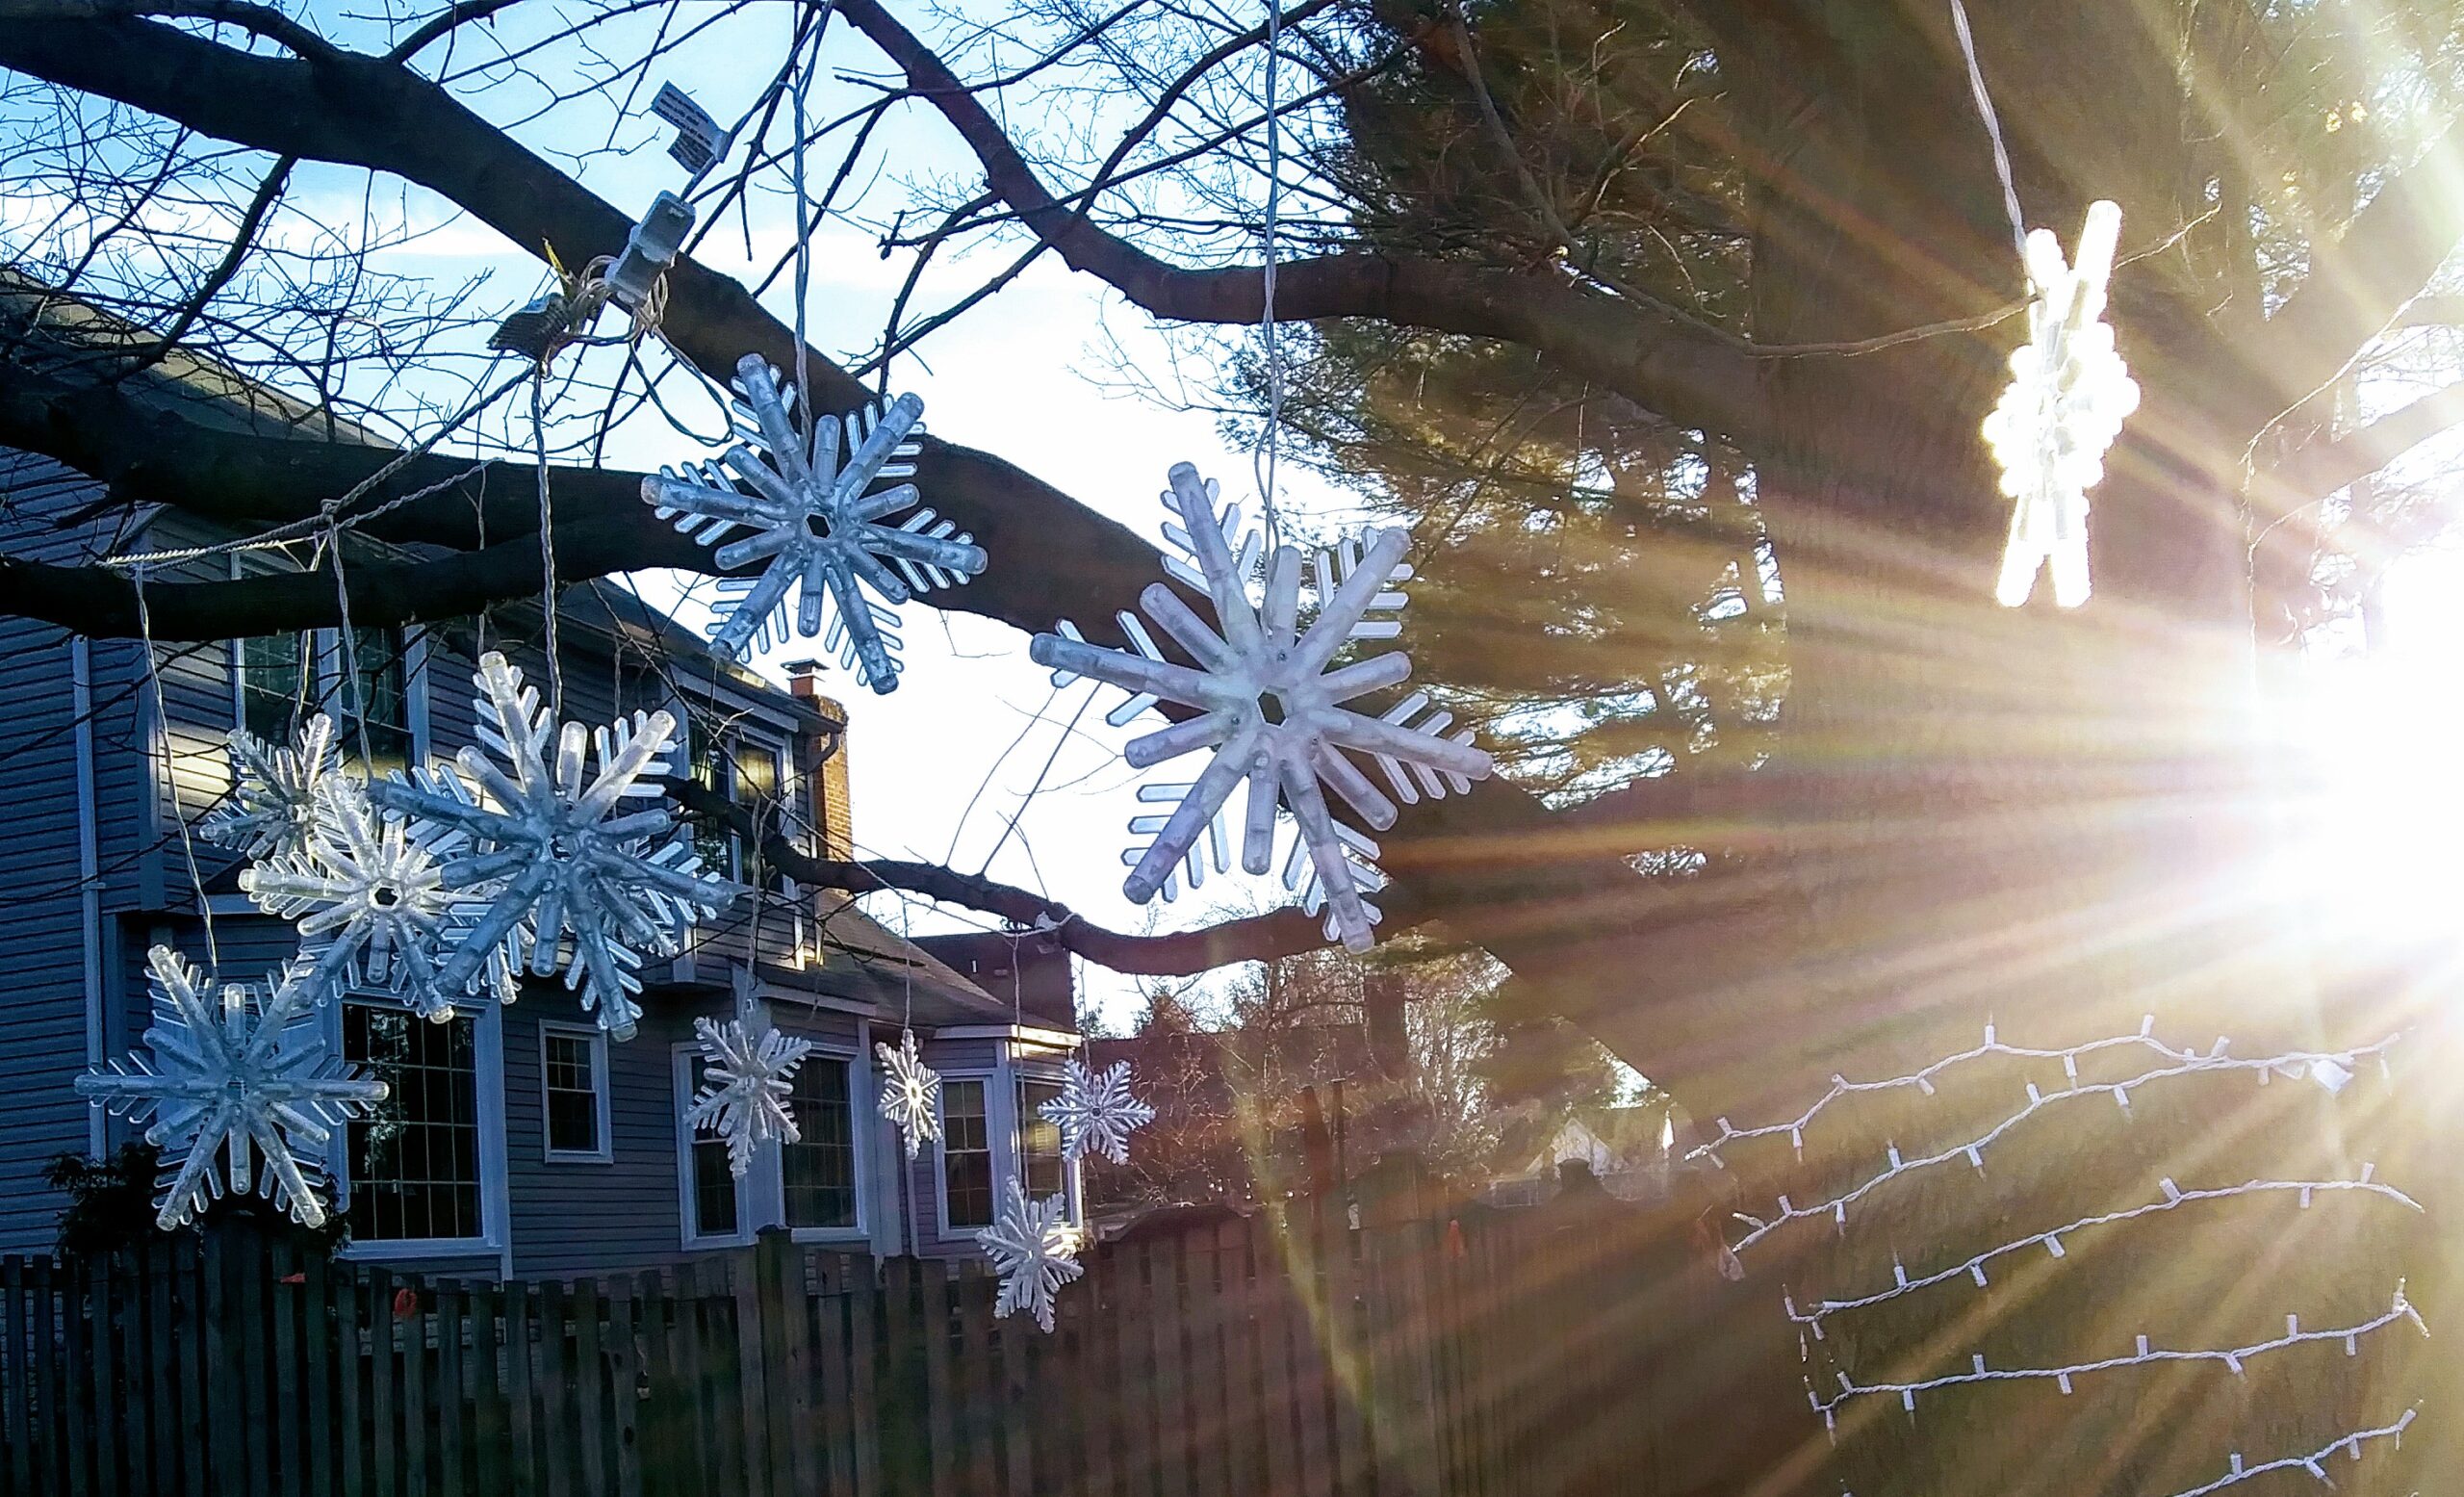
341, 1237, 498, 1262
542, 1149, 615, 1166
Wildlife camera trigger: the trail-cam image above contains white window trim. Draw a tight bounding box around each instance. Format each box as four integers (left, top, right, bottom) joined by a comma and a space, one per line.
538, 1021, 613, 1164
780, 1039, 869, 1246
933, 1071, 998, 1241
674, 1043, 757, 1250
332, 994, 508, 1264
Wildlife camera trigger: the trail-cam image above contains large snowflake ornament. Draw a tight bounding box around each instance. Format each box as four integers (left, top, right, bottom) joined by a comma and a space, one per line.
643, 354, 985, 690
874, 1026, 942, 1160
77, 946, 388, 1230
240, 775, 463, 1018
1984, 198, 2141, 609
368, 652, 736, 1041
199, 712, 344, 863
1030, 463, 1492, 951
685, 1013, 815, 1177
976, 1179, 1085, 1333
1039, 1057, 1155, 1165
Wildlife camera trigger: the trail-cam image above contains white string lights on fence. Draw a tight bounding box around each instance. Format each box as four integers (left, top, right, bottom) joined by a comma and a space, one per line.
2158, 1409, 2415, 1497
1785, 1171, 2422, 1336
1031, 462, 1491, 952
76, 946, 389, 1230
1040, 1056, 1156, 1165
977, 1178, 1085, 1333
686, 1010, 816, 1178
367, 652, 737, 1041
1804, 1284, 2425, 1425
643, 354, 984, 689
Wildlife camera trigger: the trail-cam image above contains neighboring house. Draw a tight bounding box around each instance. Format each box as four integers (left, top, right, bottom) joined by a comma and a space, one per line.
1480, 1106, 1674, 1207
0, 287, 1083, 1276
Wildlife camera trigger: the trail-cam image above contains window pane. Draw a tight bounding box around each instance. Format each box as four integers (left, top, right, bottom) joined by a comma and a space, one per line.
346, 628, 413, 776
686, 719, 732, 877
685, 1055, 738, 1238
345, 1004, 483, 1242
1018, 1079, 1066, 1203
941, 1080, 992, 1230
238, 632, 308, 742
735, 747, 784, 890
543, 1032, 601, 1156
783, 1058, 855, 1229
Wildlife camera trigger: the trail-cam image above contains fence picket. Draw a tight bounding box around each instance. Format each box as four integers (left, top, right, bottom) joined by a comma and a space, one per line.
470, 1285, 504, 1497
571, 1278, 606, 1497
436, 1283, 468, 1497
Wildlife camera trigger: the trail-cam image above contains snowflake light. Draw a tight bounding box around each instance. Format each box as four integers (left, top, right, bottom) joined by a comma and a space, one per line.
643, 354, 985, 689
874, 1026, 941, 1160
1984, 198, 2141, 608
685, 1013, 815, 1177
1029, 463, 1492, 951
76, 945, 388, 1230
199, 712, 343, 863
239, 775, 462, 1018
976, 1179, 1084, 1333
368, 652, 735, 1041
1040, 1057, 1155, 1165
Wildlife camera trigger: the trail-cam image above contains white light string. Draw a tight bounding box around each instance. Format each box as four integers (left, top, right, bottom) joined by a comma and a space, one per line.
1804, 1283, 2425, 1424
1254, 0, 1285, 550
2156, 1408, 2414, 1497
1785, 1171, 2422, 1336
1945, 0, 2029, 260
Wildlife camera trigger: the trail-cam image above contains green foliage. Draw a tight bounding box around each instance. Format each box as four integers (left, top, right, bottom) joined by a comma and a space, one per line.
45, 1145, 347, 1262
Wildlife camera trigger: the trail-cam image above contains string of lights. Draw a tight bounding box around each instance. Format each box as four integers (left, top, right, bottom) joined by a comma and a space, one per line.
2155, 1408, 2416, 1497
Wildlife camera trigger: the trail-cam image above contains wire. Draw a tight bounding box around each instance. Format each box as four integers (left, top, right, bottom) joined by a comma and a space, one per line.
1253, 0, 1286, 551
130, 566, 218, 971
531, 371, 563, 716
1947, 0, 2029, 259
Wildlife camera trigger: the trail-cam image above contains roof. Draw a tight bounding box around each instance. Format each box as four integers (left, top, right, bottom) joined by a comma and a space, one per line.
911, 929, 1078, 1028
756, 904, 1025, 1027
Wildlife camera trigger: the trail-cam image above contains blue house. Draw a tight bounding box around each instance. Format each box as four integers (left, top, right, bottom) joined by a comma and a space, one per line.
0, 294, 1083, 1278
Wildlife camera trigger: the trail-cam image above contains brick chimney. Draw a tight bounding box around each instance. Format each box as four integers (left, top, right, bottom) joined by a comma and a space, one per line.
783, 660, 854, 861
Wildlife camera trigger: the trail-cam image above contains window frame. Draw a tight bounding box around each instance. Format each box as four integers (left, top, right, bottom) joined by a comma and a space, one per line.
538, 1021, 613, 1164
935, 1073, 997, 1238
673, 1043, 757, 1250
227, 585, 429, 770
330, 993, 507, 1263
781, 1042, 868, 1245
1014, 1071, 1075, 1221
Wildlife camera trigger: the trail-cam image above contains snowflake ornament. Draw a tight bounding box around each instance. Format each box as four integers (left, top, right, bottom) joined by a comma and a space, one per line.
1040, 1057, 1155, 1165
367, 652, 736, 1041
76, 945, 388, 1230
643, 354, 985, 690
685, 1012, 815, 1177
976, 1179, 1085, 1333
1030, 463, 1492, 951
1984, 198, 2141, 609
874, 1026, 942, 1160
199, 712, 344, 863
239, 775, 465, 1018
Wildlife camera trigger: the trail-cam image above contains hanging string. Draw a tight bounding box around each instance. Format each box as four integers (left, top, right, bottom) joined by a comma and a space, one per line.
1947, 0, 2030, 260
531, 371, 563, 717
131, 565, 219, 972
323, 525, 379, 768
1252, 0, 1286, 552
790, 1, 821, 417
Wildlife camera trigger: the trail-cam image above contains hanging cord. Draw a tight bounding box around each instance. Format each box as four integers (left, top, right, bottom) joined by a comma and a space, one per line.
132, 566, 218, 971
531, 371, 563, 717
1946, 0, 2030, 260
1252, 0, 1286, 552
322, 526, 380, 768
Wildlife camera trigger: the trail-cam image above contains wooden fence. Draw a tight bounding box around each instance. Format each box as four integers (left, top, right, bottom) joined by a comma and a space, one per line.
0, 1190, 1783, 1497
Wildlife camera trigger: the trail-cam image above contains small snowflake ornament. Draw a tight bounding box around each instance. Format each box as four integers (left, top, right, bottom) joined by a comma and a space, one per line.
199, 712, 344, 863
77, 946, 389, 1230
240, 775, 463, 1017
686, 1012, 816, 1177
1030, 463, 1492, 951
874, 1026, 942, 1160
1983, 199, 2141, 608
1040, 1057, 1155, 1165
643, 354, 985, 689
367, 652, 735, 1040
976, 1179, 1084, 1333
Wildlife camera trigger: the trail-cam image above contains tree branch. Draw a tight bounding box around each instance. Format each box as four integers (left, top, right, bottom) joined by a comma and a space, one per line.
2262, 381, 2464, 509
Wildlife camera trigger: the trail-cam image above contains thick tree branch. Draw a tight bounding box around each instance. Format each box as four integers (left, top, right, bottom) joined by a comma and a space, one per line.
831, 0, 1769, 450
2260, 381, 2464, 510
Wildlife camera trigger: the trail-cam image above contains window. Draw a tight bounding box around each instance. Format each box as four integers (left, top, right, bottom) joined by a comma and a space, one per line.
344, 627, 414, 774
677, 1049, 744, 1244
238, 631, 311, 741
344, 1003, 484, 1244
540, 1025, 609, 1162
783, 1057, 857, 1231
687, 719, 792, 883
1017, 1076, 1068, 1205
940, 1079, 993, 1231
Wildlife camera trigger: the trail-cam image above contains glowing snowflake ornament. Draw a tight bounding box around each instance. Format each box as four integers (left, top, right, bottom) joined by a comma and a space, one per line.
874, 1026, 942, 1160
199, 712, 343, 863
643, 355, 985, 690
368, 652, 735, 1041
976, 1180, 1084, 1333
1030, 463, 1492, 951
1040, 1057, 1155, 1165
77, 946, 388, 1230
240, 776, 462, 1017
1984, 199, 2141, 608
685, 1012, 815, 1177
